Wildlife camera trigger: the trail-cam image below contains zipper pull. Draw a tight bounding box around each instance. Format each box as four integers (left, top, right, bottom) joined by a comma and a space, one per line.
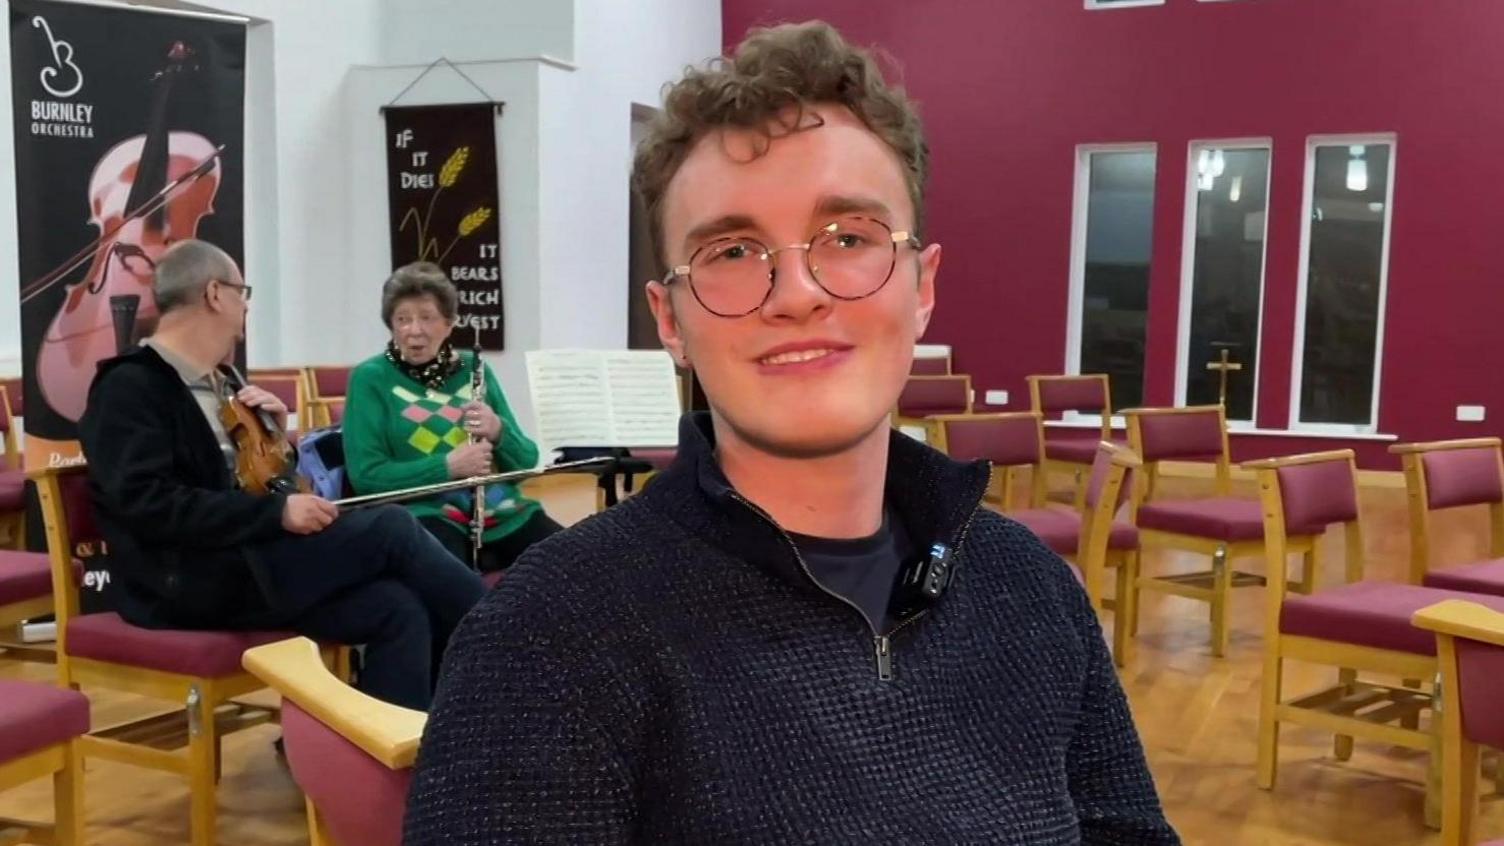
874, 635, 894, 682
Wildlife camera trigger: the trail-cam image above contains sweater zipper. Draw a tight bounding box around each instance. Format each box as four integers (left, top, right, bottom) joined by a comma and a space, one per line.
727, 490, 981, 683
871, 507, 980, 680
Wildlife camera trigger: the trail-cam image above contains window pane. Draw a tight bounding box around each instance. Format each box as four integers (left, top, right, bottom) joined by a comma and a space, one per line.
1184, 146, 1269, 421
1298, 142, 1392, 426
1079, 151, 1155, 409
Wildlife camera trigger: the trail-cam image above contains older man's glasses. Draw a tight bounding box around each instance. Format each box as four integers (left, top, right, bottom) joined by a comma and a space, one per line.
663, 217, 921, 318
214, 279, 253, 302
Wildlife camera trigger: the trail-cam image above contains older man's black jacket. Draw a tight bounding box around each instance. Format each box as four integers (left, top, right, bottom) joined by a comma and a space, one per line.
78, 345, 285, 628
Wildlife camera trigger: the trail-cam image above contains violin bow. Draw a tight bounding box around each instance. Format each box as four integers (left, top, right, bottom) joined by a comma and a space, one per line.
20, 145, 225, 306
332, 457, 618, 511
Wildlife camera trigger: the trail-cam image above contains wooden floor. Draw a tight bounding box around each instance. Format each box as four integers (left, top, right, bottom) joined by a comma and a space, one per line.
2, 473, 1500, 845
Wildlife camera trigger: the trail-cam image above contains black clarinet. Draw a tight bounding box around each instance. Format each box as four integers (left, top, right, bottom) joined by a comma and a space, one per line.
468, 333, 487, 568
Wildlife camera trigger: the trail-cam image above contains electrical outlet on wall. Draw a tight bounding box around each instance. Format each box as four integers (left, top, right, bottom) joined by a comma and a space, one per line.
984, 390, 1009, 406
1457, 405, 1486, 423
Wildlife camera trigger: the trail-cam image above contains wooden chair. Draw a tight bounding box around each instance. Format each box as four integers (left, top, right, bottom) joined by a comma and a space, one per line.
931, 413, 1138, 662
1249, 450, 1504, 825
249, 367, 312, 424
0, 549, 56, 663
249, 373, 308, 434
1125, 404, 1309, 658
910, 356, 951, 375
244, 637, 422, 846
1, 382, 24, 549
0, 680, 88, 845
306, 366, 352, 428
34, 463, 344, 846
1027, 373, 1115, 507
893, 375, 972, 444
1016, 442, 1140, 667
1413, 600, 1504, 846
0, 381, 18, 464
927, 411, 1047, 509
911, 345, 953, 375
247, 366, 308, 385
1393, 438, 1504, 596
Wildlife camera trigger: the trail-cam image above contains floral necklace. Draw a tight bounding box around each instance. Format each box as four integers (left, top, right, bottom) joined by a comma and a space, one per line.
386, 340, 461, 390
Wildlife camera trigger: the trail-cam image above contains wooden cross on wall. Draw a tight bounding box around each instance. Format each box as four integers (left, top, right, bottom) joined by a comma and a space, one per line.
1205, 347, 1243, 408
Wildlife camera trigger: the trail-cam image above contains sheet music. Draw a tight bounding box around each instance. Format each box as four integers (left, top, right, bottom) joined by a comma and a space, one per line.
526, 349, 680, 449
603, 351, 680, 446
526, 350, 613, 447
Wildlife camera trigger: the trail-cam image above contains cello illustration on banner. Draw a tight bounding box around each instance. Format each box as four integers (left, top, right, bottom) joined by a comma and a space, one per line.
18, 40, 223, 423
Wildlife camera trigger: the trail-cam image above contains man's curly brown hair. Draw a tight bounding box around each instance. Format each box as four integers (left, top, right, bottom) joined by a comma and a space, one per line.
632, 21, 928, 270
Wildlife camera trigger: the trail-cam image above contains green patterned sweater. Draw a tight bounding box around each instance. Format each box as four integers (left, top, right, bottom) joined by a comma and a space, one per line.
343, 351, 541, 542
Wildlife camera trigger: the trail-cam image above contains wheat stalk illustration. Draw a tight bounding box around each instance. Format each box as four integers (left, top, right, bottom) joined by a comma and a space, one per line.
439, 147, 470, 187
402, 145, 475, 260
439, 206, 494, 262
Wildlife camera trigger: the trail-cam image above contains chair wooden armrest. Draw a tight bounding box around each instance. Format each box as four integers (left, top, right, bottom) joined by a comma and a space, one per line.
1412, 599, 1504, 647
922, 411, 1039, 425
1100, 440, 1142, 469
243, 637, 426, 769
1390, 437, 1503, 455
1240, 449, 1355, 471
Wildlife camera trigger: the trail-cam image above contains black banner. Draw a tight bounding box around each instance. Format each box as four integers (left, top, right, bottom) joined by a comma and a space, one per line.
384, 103, 505, 349
11, 0, 245, 464
10, 0, 245, 611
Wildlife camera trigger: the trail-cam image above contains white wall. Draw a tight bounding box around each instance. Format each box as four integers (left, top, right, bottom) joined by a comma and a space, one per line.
0, 0, 722, 445
535, 0, 721, 349
223, 0, 388, 366
377, 0, 574, 66
0, 16, 19, 374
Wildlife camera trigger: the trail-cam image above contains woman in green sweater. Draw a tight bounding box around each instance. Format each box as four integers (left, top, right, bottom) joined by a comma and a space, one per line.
344, 262, 560, 574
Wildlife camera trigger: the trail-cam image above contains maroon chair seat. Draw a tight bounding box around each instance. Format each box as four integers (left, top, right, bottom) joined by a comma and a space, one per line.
482, 571, 504, 589
630, 447, 677, 471
1045, 438, 1126, 464
282, 699, 412, 846
1010, 508, 1137, 556
1136, 497, 1266, 541
0, 550, 51, 606
0, 469, 23, 510
67, 613, 292, 677
0, 680, 89, 762
1423, 558, 1504, 595
1282, 582, 1504, 656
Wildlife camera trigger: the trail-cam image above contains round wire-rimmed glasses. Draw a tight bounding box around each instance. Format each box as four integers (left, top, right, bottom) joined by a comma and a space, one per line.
663, 216, 922, 318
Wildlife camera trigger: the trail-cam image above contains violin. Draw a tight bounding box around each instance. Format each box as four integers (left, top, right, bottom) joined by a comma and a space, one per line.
24, 41, 221, 423
218, 367, 309, 496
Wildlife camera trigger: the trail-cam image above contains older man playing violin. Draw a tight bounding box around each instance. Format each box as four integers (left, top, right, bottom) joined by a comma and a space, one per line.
77, 239, 484, 710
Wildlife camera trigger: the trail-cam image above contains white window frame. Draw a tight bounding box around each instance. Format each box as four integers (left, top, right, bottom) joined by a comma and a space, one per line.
1174, 138, 1273, 428
1287, 133, 1398, 436
1086, 0, 1164, 8
1064, 143, 1156, 430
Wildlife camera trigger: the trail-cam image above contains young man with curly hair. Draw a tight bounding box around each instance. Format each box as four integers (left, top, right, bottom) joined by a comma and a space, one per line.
404, 21, 1179, 845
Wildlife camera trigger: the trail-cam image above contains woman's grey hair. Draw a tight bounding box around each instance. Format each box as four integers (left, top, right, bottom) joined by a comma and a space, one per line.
154, 240, 240, 313
381, 262, 458, 326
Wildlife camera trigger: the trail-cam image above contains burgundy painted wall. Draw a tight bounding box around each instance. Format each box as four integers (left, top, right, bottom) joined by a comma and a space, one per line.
720, 0, 1504, 468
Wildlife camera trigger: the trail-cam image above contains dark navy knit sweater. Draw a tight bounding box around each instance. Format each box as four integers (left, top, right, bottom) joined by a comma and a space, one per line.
404, 413, 1179, 845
